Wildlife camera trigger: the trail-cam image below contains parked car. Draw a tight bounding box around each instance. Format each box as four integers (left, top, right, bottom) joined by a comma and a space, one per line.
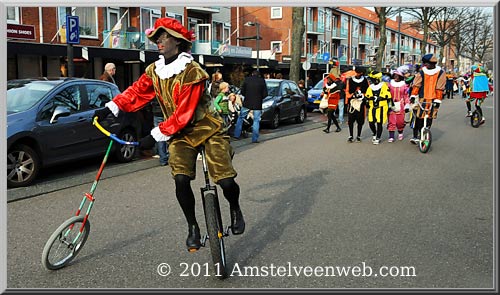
261, 79, 307, 129
306, 79, 326, 112
7, 78, 143, 188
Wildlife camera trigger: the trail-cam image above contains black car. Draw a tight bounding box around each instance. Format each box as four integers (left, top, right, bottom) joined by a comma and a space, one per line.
261, 79, 307, 129
7, 78, 142, 188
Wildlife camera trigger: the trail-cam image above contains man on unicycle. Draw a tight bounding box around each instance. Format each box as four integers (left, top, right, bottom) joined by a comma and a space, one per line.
465, 64, 490, 125
409, 53, 447, 144
93, 18, 245, 252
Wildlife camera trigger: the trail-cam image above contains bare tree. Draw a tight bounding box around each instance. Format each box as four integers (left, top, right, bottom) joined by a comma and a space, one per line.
403, 7, 446, 56
373, 7, 402, 71
462, 9, 494, 64
289, 7, 305, 83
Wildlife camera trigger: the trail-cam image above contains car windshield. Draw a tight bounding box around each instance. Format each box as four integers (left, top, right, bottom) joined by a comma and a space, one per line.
266, 80, 280, 96
7, 80, 57, 113
312, 80, 325, 90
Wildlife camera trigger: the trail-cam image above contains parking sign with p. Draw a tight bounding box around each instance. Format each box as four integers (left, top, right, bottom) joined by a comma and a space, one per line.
66, 15, 80, 44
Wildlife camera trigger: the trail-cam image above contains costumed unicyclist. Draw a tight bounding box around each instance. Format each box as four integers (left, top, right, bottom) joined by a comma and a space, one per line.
92, 17, 245, 252
465, 64, 490, 124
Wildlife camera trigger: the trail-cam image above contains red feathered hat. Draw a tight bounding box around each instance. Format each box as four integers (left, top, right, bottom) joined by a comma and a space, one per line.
145, 18, 195, 43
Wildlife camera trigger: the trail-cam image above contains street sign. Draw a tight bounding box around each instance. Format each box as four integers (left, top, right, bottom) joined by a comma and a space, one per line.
322, 52, 330, 62
66, 15, 80, 44
302, 61, 311, 71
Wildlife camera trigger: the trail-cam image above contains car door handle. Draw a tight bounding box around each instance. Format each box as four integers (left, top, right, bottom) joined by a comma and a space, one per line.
77, 117, 87, 122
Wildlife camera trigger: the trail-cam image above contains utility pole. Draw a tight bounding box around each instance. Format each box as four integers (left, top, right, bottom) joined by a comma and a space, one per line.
397, 11, 401, 67
66, 7, 74, 77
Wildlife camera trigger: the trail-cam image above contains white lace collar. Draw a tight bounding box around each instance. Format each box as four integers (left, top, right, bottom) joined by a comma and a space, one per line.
154, 52, 194, 79
422, 66, 441, 76
352, 76, 365, 83
370, 82, 384, 91
390, 80, 406, 87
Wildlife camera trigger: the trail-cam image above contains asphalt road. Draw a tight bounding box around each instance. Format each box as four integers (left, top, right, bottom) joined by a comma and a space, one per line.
6, 97, 495, 290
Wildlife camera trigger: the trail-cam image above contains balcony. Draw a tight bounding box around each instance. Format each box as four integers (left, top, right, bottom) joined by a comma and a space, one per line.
340, 27, 348, 39
191, 40, 222, 55
307, 21, 325, 34
102, 30, 157, 50
359, 34, 372, 44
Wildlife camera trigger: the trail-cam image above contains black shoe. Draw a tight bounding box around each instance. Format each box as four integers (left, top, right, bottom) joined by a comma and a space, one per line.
356, 137, 361, 142
347, 136, 353, 143
335, 127, 341, 132
186, 224, 201, 251
323, 128, 330, 133
230, 208, 245, 235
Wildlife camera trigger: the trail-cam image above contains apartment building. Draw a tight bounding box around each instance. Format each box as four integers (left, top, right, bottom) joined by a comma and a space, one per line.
7, 6, 443, 87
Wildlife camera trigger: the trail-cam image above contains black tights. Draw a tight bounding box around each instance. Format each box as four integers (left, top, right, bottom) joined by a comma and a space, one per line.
413, 117, 434, 138
326, 109, 340, 130
347, 111, 364, 138
368, 121, 383, 139
466, 100, 483, 117
174, 174, 240, 226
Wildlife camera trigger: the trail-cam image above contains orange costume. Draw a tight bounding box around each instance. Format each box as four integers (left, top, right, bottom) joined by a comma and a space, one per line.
410, 67, 446, 119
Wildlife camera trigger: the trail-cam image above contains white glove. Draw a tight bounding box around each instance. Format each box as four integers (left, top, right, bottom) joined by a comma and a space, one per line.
151, 126, 171, 142
357, 94, 364, 100
433, 99, 442, 104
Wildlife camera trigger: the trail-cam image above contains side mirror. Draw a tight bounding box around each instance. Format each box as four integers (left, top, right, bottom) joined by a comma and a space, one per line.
50, 106, 71, 124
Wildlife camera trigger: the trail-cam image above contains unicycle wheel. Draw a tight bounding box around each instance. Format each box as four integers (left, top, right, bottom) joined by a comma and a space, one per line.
203, 193, 228, 279
42, 216, 90, 270
418, 128, 432, 153
471, 110, 481, 128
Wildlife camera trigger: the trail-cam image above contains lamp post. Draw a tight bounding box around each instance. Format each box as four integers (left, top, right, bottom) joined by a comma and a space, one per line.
244, 21, 260, 69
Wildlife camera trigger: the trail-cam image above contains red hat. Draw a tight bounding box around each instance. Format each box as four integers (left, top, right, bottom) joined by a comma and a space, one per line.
145, 18, 195, 43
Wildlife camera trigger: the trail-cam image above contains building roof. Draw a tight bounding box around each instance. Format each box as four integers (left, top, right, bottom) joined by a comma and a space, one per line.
337, 7, 436, 44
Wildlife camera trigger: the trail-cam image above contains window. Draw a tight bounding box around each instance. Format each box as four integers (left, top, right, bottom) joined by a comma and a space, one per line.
271, 7, 282, 19
270, 41, 282, 53
166, 12, 183, 24
58, 7, 98, 38
352, 19, 359, 38
39, 85, 81, 120
325, 9, 332, 31
87, 84, 113, 109
318, 9, 325, 31
7, 7, 19, 24
213, 21, 224, 42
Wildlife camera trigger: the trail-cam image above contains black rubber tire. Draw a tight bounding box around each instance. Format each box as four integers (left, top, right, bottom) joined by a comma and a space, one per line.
42, 216, 90, 270
203, 193, 228, 279
7, 144, 41, 188
114, 128, 137, 162
295, 107, 306, 123
471, 110, 481, 128
419, 128, 432, 153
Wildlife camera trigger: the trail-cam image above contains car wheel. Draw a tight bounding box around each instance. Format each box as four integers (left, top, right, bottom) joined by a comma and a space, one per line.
295, 107, 306, 123
114, 128, 137, 162
271, 111, 280, 129
7, 144, 41, 188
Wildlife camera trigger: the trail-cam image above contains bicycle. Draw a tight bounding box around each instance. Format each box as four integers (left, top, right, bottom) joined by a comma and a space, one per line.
414, 100, 434, 154
196, 145, 232, 279
41, 117, 139, 270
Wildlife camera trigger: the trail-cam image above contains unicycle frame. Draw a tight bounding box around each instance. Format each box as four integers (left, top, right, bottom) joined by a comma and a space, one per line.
41, 117, 138, 270
416, 100, 433, 153
198, 145, 230, 279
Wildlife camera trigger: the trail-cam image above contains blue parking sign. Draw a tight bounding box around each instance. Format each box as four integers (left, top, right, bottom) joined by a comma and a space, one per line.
323, 52, 330, 62
66, 15, 80, 44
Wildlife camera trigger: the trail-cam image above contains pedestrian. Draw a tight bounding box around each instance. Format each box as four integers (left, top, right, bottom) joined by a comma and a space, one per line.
298, 79, 308, 97
445, 71, 455, 99
409, 53, 446, 144
214, 82, 231, 126
151, 99, 169, 166
387, 70, 410, 142
321, 72, 342, 133
365, 71, 392, 145
92, 17, 245, 251
99, 63, 116, 84
233, 70, 268, 143
209, 70, 224, 100
346, 67, 369, 142
335, 73, 346, 125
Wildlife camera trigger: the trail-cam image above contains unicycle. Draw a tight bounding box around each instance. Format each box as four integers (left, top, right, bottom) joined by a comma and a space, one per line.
416, 101, 433, 154
41, 117, 138, 270
197, 145, 231, 279
470, 109, 481, 128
